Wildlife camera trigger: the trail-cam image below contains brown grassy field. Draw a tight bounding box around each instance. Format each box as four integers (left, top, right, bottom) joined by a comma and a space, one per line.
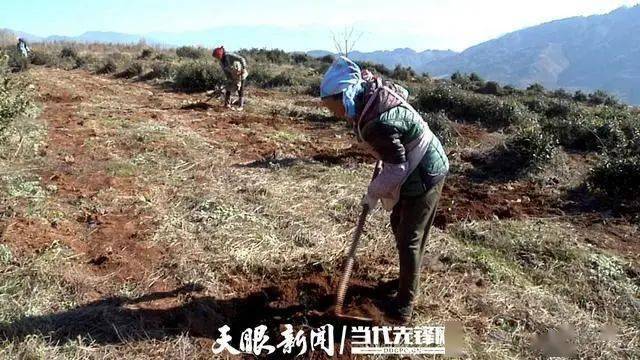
0, 48, 638, 359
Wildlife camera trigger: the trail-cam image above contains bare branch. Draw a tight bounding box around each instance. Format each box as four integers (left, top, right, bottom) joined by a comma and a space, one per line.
330, 26, 363, 57
331, 30, 344, 56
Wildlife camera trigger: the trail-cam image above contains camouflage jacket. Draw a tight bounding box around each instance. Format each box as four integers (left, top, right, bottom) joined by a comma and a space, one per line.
220, 53, 247, 81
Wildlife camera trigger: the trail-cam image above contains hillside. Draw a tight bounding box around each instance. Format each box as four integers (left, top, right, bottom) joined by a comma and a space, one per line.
7, 5, 640, 103
0, 44, 638, 358
424, 5, 640, 104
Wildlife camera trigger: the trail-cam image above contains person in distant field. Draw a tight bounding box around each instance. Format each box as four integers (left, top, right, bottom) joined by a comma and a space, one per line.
212, 46, 248, 111
319, 56, 449, 324
16, 38, 31, 58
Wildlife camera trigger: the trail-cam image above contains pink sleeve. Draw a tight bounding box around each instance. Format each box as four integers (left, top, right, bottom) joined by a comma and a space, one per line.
367, 162, 409, 199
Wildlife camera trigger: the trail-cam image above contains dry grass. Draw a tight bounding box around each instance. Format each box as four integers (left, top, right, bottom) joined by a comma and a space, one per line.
440, 220, 639, 358
0, 55, 637, 359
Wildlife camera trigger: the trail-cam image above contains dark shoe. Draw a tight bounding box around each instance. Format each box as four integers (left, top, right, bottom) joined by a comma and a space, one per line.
379, 278, 400, 296
384, 298, 413, 325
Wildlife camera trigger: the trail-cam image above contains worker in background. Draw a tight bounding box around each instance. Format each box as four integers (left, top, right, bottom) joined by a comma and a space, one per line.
212, 46, 248, 111
319, 56, 449, 324
17, 38, 31, 58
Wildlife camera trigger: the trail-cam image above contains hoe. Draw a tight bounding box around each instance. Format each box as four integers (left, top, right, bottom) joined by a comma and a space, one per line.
328, 160, 382, 323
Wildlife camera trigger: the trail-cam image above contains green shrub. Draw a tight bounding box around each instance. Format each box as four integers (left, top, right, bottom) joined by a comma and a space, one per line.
60, 46, 78, 59
543, 107, 640, 152
416, 84, 531, 129
422, 111, 455, 145
476, 81, 502, 95
595, 108, 640, 152
355, 61, 391, 77
450, 71, 471, 88
451, 71, 465, 82
74, 54, 95, 69
506, 126, 557, 171
500, 85, 523, 96
469, 72, 484, 83
584, 108, 640, 205
524, 97, 575, 119
0, 54, 34, 138
319, 55, 335, 64
552, 89, 572, 100
450, 71, 486, 91
573, 90, 588, 102
153, 53, 173, 61
589, 155, 640, 201
264, 72, 303, 88
541, 114, 602, 151
291, 53, 312, 64
96, 58, 117, 75
240, 48, 290, 64
115, 61, 144, 78
482, 125, 557, 177
391, 65, 416, 81
316, 62, 332, 75
523, 97, 546, 114
544, 100, 574, 119
588, 90, 618, 106
176, 46, 208, 59
29, 50, 54, 66
246, 67, 317, 90
142, 61, 174, 80
304, 77, 322, 97
246, 66, 274, 87
53, 46, 87, 70
5, 49, 29, 72
106, 52, 129, 64
138, 48, 154, 59
173, 60, 225, 92
527, 83, 545, 93
472, 124, 557, 179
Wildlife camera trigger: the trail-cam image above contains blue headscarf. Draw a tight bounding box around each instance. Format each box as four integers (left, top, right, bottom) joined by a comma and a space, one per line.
320, 56, 364, 119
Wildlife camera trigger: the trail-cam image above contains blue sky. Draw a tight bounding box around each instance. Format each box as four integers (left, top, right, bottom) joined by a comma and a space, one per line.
1, 0, 638, 51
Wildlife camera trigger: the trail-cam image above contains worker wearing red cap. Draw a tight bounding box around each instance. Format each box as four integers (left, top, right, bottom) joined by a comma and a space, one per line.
213, 46, 248, 110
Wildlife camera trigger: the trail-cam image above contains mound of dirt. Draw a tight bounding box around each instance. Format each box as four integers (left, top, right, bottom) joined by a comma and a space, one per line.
187, 271, 397, 339
1, 270, 400, 359
184, 274, 399, 360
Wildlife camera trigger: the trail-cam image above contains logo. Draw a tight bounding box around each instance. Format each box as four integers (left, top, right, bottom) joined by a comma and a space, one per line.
211, 324, 446, 356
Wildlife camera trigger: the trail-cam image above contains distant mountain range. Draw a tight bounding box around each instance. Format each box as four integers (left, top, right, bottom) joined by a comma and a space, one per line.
5, 4, 640, 104
311, 6, 640, 104
422, 5, 640, 104
308, 48, 457, 72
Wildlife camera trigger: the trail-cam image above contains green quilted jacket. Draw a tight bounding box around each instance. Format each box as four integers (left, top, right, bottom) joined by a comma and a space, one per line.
358, 99, 449, 197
